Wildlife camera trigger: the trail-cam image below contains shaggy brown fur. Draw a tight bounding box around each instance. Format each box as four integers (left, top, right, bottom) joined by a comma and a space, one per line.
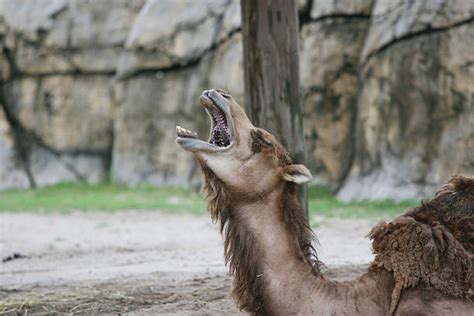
199, 159, 264, 312
369, 176, 474, 313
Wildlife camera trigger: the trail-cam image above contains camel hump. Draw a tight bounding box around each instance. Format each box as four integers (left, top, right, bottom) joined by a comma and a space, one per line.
433, 175, 474, 208
406, 175, 474, 253
369, 216, 473, 310
368, 175, 474, 310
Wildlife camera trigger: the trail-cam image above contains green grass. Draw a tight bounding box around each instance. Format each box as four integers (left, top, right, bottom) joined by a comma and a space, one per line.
0, 182, 205, 214
0, 182, 419, 219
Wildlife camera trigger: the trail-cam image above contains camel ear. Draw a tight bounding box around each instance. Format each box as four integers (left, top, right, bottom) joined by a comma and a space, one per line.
283, 164, 312, 184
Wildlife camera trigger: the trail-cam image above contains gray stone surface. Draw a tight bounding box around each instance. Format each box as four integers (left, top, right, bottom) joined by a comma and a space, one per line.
361, 0, 474, 59
217, 0, 241, 41
3, 76, 113, 151
125, 0, 227, 49
1, 76, 112, 187
69, 0, 145, 48
27, 146, 107, 186
0, 53, 10, 80
14, 42, 74, 74
0, 0, 145, 75
27, 146, 78, 187
0, 0, 68, 45
311, 0, 374, 19
117, 0, 237, 78
339, 21, 474, 200
300, 18, 370, 189
208, 33, 244, 103
112, 60, 211, 186
0, 106, 30, 190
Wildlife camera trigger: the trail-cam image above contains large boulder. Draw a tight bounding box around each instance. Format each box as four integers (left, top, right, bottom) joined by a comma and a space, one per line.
0, 0, 68, 44
117, 0, 238, 77
0, 0, 145, 75
300, 3, 371, 189
361, 0, 474, 60
338, 0, 474, 200
3, 76, 113, 152
1, 76, 113, 184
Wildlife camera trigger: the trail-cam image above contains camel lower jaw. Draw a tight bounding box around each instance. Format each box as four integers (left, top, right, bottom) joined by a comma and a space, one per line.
176, 135, 234, 153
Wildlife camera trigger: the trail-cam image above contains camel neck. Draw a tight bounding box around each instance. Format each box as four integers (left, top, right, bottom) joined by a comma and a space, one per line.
236, 189, 311, 268
221, 185, 393, 315
231, 187, 319, 313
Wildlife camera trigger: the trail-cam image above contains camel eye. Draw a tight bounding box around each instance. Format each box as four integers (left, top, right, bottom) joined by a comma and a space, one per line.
216, 88, 230, 99
250, 129, 273, 153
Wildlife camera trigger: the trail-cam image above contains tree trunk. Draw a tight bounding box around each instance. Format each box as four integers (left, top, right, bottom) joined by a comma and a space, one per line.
240, 0, 307, 214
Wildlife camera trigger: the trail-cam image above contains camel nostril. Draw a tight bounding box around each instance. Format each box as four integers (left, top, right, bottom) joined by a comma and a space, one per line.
202, 90, 210, 97
215, 88, 231, 99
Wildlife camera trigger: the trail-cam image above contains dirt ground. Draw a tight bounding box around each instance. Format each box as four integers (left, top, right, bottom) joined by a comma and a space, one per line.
0, 211, 378, 315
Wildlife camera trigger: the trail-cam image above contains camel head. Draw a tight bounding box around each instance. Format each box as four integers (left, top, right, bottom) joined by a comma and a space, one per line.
176, 89, 312, 197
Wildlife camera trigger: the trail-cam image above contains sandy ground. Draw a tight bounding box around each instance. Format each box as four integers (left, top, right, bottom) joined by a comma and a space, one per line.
0, 211, 378, 315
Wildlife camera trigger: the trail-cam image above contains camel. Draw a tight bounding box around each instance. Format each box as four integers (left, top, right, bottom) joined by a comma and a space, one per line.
176, 88, 473, 315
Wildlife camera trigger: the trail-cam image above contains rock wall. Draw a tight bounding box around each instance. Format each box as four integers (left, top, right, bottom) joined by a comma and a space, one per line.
0, 0, 472, 200
337, 0, 474, 200
300, 0, 373, 190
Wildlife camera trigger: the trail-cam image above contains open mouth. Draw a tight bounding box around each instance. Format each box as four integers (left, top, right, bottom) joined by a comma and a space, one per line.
205, 93, 232, 147
176, 90, 234, 152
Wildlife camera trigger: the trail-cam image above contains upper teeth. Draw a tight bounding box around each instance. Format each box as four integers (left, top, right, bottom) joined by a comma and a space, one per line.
176, 126, 197, 137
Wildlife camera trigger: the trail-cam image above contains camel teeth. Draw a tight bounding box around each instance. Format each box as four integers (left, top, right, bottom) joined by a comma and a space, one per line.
176, 125, 197, 138
177, 126, 186, 135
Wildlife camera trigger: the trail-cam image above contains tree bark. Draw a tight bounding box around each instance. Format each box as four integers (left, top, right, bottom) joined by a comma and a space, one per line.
240, 0, 308, 214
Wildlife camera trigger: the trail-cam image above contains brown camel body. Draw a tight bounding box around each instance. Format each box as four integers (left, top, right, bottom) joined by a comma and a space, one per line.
176, 89, 473, 315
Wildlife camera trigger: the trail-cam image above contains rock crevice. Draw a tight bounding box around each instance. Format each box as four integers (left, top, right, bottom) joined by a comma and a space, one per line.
363, 16, 474, 65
